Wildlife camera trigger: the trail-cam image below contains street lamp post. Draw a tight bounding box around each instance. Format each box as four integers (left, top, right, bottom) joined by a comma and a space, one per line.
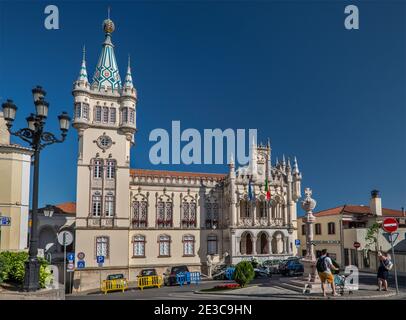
2, 86, 70, 292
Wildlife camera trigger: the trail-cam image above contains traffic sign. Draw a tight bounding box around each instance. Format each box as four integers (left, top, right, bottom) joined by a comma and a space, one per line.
77, 260, 85, 269
57, 230, 73, 246
0, 216, 11, 226
353, 241, 361, 249
67, 262, 75, 272
295, 239, 301, 246
382, 218, 398, 233
96, 256, 105, 264
383, 232, 399, 244
67, 252, 75, 262
77, 252, 85, 260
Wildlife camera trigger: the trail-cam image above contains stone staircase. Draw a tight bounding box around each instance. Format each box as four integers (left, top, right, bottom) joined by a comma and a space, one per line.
277, 276, 323, 294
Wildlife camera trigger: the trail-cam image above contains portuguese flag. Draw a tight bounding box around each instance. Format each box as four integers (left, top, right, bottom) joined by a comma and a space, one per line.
265, 176, 271, 201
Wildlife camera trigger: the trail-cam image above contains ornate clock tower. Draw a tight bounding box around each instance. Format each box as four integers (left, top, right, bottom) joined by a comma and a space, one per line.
72, 16, 137, 270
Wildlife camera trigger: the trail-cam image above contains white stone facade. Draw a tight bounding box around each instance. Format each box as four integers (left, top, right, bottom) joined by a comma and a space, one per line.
72, 17, 302, 291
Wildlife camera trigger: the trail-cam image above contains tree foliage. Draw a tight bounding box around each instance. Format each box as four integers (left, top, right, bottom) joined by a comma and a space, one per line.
234, 261, 255, 287
365, 222, 380, 250
0, 251, 51, 288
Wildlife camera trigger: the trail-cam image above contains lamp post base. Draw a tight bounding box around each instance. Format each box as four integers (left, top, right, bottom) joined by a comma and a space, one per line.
23, 258, 40, 292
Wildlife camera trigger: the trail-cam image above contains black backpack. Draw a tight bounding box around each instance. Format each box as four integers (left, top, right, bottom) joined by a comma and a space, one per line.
316, 256, 327, 272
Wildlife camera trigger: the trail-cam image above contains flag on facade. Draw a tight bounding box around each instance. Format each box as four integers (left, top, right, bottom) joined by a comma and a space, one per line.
248, 179, 254, 201
265, 176, 271, 201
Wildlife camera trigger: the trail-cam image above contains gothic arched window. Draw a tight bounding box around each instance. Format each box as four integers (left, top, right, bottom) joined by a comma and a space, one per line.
132, 200, 148, 228
82, 103, 89, 120
182, 200, 196, 228
121, 107, 128, 124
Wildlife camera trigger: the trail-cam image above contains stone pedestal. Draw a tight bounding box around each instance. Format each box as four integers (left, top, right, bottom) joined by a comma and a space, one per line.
301, 258, 322, 294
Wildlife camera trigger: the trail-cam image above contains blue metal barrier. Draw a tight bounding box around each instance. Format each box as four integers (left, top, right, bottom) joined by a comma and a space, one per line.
187, 272, 201, 284
176, 272, 187, 286
225, 267, 235, 280
177, 272, 201, 286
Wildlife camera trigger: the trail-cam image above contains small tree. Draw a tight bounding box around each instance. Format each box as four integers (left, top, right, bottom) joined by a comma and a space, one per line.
365, 222, 380, 270
234, 261, 255, 287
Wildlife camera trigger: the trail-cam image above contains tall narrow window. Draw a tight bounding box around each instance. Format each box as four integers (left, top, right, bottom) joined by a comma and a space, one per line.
165, 202, 172, 227
92, 192, 102, 217
301, 224, 306, 236
328, 222, 336, 235
96, 236, 109, 257
83, 103, 89, 120
259, 201, 267, 217
212, 202, 219, 228
132, 200, 148, 228
102, 107, 109, 123
183, 235, 195, 256
207, 235, 218, 255
106, 160, 115, 179
110, 107, 116, 123
205, 202, 212, 228
95, 106, 102, 122
133, 235, 145, 257
315, 223, 322, 235
93, 159, 102, 178
105, 193, 115, 217
122, 108, 128, 123
129, 109, 135, 124
74, 103, 81, 118
158, 235, 170, 257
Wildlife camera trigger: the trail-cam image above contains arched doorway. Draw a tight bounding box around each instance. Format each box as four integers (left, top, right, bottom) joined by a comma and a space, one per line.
240, 232, 253, 255
257, 232, 269, 254
271, 232, 284, 254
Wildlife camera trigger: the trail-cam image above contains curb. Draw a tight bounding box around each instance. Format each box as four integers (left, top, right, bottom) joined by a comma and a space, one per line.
193, 287, 400, 300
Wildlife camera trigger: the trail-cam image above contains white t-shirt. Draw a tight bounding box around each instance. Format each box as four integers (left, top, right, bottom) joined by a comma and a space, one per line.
322, 256, 333, 274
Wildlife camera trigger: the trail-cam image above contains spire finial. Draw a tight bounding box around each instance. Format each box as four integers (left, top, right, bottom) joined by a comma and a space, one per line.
108, 6, 111, 20
293, 156, 299, 174
82, 45, 86, 61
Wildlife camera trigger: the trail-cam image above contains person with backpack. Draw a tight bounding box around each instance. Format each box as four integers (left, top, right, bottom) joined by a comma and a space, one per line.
377, 251, 392, 291
316, 249, 339, 297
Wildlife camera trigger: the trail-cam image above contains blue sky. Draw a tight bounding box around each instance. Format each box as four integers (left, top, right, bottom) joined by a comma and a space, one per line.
0, 1, 405, 214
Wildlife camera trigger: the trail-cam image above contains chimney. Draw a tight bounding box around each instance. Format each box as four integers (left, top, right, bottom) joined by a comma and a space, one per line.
0, 112, 11, 145
370, 190, 382, 216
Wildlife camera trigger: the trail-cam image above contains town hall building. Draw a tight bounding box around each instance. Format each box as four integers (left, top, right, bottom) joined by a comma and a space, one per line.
72, 16, 303, 291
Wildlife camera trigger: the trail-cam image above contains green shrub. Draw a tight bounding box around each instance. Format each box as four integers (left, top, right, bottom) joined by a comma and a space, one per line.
234, 261, 255, 287
0, 251, 50, 288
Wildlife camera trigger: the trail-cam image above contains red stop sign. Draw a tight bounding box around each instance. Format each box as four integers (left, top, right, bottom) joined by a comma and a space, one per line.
353, 241, 361, 249
382, 217, 398, 233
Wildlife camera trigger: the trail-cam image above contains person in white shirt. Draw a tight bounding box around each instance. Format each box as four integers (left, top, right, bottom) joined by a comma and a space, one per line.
316, 249, 339, 297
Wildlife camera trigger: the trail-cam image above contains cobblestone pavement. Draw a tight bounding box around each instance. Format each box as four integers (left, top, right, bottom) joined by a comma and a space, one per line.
64, 272, 406, 300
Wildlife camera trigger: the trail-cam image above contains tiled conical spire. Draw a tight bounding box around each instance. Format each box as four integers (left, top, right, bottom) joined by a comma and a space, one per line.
92, 13, 122, 92
77, 45, 88, 82
124, 55, 134, 88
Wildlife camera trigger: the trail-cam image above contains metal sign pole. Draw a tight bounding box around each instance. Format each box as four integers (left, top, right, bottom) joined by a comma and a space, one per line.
63, 233, 66, 293
390, 234, 399, 295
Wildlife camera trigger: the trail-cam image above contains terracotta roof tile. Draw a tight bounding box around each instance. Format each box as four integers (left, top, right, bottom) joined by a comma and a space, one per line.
130, 168, 226, 180
54, 202, 76, 214
299, 205, 405, 219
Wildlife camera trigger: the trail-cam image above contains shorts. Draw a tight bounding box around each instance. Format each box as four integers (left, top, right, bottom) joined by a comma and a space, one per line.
318, 272, 334, 284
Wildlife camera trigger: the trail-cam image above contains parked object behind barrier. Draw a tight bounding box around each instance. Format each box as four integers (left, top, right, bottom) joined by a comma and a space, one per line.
137, 275, 163, 290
